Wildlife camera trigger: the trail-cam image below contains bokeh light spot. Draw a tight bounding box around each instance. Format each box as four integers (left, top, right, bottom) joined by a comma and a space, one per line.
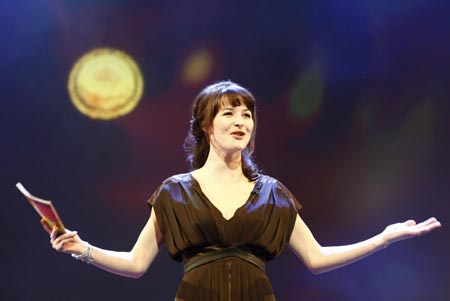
290, 61, 324, 121
182, 48, 214, 85
68, 48, 144, 120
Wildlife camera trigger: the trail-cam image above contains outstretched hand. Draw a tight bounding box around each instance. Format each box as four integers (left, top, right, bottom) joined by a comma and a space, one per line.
41, 219, 87, 255
382, 217, 441, 246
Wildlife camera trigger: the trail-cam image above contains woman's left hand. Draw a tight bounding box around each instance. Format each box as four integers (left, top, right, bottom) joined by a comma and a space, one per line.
382, 217, 441, 246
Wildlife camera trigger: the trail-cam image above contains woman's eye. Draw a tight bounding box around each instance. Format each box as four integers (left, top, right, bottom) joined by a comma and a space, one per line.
223, 112, 232, 116
243, 113, 252, 118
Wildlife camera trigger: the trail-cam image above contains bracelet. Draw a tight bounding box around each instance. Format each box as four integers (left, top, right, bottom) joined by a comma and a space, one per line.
72, 243, 94, 264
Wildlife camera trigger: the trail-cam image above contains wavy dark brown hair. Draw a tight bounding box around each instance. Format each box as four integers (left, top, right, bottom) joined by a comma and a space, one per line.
184, 80, 260, 181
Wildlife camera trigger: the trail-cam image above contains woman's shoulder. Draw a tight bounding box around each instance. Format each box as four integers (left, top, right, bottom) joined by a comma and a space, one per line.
148, 173, 194, 205
161, 172, 193, 185
257, 173, 281, 185
258, 174, 301, 211
160, 172, 284, 187
258, 174, 297, 198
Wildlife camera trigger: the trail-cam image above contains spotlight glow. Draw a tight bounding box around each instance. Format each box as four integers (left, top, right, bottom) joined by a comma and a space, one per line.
290, 61, 324, 121
182, 48, 214, 85
68, 48, 144, 120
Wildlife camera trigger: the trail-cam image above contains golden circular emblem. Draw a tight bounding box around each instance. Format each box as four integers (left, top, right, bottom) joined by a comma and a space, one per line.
68, 48, 144, 120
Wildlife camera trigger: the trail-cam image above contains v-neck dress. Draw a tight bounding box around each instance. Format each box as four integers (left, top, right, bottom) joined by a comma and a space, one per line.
147, 173, 301, 301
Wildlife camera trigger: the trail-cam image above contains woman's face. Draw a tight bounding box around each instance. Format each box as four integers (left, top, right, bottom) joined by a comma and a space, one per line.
207, 103, 254, 156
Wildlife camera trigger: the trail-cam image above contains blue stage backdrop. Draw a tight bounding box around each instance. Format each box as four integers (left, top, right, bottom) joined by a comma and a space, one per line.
1, 1, 448, 300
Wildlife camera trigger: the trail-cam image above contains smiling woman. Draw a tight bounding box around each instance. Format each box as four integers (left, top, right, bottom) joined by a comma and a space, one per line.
45, 80, 441, 301
209, 104, 254, 153
183, 81, 260, 181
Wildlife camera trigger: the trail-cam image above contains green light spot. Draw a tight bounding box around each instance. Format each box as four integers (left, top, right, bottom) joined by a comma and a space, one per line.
290, 62, 324, 121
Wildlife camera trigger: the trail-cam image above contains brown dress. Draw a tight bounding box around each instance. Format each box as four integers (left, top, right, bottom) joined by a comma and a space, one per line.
147, 173, 301, 301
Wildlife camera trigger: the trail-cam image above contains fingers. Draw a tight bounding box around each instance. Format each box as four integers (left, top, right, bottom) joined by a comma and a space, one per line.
421, 217, 440, 227
386, 217, 441, 243
415, 217, 440, 229
50, 225, 59, 241
410, 217, 441, 237
404, 220, 416, 226
40, 219, 52, 234
50, 229, 78, 252
404, 218, 441, 229
419, 217, 441, 232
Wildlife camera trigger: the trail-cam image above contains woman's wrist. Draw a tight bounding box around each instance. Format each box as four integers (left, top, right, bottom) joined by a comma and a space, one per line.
377, 232, 390, 250
72, 242, 94, 264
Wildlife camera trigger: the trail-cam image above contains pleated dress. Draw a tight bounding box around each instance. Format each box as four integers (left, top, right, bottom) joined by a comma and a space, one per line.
147, 173, 301, 301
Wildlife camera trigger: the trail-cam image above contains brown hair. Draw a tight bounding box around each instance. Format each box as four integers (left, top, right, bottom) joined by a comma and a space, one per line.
184, 80, 259, 181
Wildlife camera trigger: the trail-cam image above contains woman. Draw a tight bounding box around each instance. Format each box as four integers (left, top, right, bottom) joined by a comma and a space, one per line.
46, 81, 441, 301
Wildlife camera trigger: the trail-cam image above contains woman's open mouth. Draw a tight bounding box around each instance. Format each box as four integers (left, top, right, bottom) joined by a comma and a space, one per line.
230, 131, 245, 138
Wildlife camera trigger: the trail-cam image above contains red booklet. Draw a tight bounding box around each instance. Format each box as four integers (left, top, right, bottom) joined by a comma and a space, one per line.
16, 182, 66, 236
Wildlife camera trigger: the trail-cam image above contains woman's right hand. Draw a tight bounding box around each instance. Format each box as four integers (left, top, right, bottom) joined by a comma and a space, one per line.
42, 220, 88, 255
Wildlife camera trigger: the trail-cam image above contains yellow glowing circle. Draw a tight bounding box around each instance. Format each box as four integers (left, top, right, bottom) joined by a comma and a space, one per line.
182, 48, 213, 84
68, 48, 144, 120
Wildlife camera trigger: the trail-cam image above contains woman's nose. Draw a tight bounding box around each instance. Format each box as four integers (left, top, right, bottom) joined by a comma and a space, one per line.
233, 117, 244, 127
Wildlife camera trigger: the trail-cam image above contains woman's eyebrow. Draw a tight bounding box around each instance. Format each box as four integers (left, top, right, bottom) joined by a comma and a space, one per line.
220, 106, 250, 112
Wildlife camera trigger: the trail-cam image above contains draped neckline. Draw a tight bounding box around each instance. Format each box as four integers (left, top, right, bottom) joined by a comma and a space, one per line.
189, 173, 261, 222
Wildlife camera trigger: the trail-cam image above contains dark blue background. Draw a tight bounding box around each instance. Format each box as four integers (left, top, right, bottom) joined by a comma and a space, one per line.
1, 0, 449, 300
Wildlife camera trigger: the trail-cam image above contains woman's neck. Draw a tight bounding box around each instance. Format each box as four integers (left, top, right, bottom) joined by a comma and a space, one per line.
195, 145, 245, 181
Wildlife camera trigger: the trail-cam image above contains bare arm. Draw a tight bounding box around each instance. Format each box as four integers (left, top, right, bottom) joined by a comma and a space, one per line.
288, 215, 441, 274
47, 208, 164, 279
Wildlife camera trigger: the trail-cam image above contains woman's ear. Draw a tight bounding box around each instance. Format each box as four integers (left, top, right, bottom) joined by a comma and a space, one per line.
202, 126, 213, 142
203, 126, 211, 136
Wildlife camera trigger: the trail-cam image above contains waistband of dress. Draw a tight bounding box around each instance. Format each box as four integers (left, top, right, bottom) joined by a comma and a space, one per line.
183, 247, 265, 273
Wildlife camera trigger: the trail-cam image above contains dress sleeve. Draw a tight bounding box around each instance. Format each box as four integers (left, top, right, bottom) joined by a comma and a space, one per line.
146, 183, 168, 242
275, 180, 302, 214
269, 179, 302, 251
145, 179, 189, 262
146, 185, 160, 208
